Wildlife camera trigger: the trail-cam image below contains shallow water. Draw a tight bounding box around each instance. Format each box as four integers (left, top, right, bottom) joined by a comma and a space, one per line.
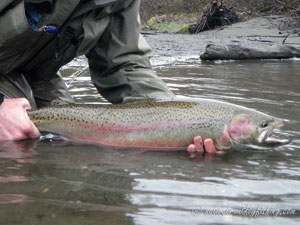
0, 33, 300, 224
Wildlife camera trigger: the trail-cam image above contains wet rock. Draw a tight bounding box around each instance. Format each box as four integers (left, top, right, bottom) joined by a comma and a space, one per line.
200, 43, 300, 60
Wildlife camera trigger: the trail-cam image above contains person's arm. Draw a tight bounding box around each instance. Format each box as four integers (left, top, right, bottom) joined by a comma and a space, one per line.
0, 98, 40, 141
86, 0, 175, 104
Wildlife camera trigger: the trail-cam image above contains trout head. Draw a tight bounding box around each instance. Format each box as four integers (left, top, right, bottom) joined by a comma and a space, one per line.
218, 113, 290, 151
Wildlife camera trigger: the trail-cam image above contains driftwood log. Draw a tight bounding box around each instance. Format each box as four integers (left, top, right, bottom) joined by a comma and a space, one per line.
200, 43, 300, 60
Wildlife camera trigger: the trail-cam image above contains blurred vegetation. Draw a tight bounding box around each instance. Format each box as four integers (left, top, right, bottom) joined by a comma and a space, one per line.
140, 0, 205, 32
140, 0, 300, 29
140, 0, 206, 23
226, 0, 300, 25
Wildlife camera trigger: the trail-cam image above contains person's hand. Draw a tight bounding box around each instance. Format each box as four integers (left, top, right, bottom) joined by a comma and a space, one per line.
0, 98, 40, 141
187, 136, 225, 156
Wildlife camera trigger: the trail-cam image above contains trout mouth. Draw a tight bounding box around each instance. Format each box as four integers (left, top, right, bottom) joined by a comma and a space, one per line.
257, 121, 290, 147
224, 119, 290, 151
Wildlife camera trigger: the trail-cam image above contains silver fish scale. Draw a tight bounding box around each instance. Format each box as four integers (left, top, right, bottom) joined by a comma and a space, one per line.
29, 100, 237, 128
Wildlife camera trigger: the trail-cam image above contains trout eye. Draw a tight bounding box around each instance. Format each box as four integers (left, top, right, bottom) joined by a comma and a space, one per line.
261, 121, 269, 128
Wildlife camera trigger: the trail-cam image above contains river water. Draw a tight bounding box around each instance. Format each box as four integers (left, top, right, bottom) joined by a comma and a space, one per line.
0, 33, 299, 225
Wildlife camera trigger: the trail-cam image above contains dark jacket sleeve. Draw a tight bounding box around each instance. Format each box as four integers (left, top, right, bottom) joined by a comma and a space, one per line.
0, 0, 14, 13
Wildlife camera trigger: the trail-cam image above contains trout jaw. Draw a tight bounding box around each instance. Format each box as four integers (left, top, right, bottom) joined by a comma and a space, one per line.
257, 121, 290, 147
224, 118, 290, 150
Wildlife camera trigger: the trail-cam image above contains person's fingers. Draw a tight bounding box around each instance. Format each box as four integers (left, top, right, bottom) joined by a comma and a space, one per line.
204, 139, 217, 153
187, 136, 205, 157
187, 144, 196, 154
0, 98, 40, 141
188, 136, 228, 159
5, 98, 32, 110
25, 122, 40, 138
19, 98, 32, 110
0, 128, 12, 141
193, 136, 204, 152
18, 98, 40, 138
11, 131, 28, 141
22, 106, 41, 138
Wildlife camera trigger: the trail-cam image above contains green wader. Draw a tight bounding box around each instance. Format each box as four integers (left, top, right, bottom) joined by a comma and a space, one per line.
0, 0, 175, 109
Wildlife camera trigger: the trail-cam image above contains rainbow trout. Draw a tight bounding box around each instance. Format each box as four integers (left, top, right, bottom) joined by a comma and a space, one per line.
27, 99, 289, 150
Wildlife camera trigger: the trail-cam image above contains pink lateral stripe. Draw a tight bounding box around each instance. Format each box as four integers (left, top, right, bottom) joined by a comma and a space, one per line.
90, 119, 211, 133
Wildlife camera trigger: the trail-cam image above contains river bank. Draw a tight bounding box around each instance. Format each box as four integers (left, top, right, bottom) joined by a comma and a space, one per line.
140, 0, 300, 33
142, 13, 300, 34
143, 16, 300, 66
